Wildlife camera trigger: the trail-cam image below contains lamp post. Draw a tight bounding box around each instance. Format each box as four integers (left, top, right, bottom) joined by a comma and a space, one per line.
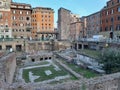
112, 17, 114, 39
22, 39, 25, 52
109, 17, 114, 41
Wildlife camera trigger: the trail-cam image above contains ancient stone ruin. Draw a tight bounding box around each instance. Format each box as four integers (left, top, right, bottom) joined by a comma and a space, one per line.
0, 51, 120, 90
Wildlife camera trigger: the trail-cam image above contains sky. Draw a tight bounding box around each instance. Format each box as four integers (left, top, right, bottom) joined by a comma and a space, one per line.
13, 0, 109, 27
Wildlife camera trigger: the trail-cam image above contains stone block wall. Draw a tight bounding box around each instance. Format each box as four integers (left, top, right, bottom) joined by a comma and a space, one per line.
5, 73, 120, 90
0, 52, 16, 86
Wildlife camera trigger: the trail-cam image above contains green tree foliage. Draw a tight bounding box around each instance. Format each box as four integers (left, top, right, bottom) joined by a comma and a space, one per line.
98, 48, 120, 74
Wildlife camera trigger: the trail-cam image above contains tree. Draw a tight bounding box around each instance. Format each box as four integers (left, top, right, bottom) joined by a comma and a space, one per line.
98, 48, 120, 74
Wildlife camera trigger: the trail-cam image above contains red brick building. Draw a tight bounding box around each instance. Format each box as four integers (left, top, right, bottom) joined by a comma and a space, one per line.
86, 11, 100, 38
11, 2, 32, 39
0, 0, 12, 39
101, 0, 120, 38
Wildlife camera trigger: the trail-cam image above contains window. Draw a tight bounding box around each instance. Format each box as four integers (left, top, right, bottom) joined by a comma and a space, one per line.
13, 10, 16, 14
13, 16, 16, 20
106, 19, 108, 23
106, 11, 108, 15
20, 23, 23, 26
26, 23, 30, 26
27, 11, 29, 15
20, 11, 22, 14
26, 29, 30, 32
5, 29, 8, 32
0, 2, 2, 5
5, 25, 8, 27
19, 17, 23, 20
6, 35, 9, 38
0, 45, 2, 50
112, 1, 114, 5
111, 9, 114, 14
0, 13, 3, 19
116, 25, 120, 30
118, 16, 120, 21
118, 6, 120, 12
111, 17, 114, 22
32, 59, 35, 62
26, 17, 30, 20
12, 22, 17, 26
105, 27, 108, 31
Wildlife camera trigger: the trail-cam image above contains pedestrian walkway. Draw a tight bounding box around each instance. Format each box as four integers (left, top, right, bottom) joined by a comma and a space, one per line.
55, 59, 83, 79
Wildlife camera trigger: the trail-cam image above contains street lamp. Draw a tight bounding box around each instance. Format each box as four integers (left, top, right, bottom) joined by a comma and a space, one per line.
111, 17, 114, 39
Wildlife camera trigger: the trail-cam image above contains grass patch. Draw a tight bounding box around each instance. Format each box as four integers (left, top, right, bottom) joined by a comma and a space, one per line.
61, 60, 99, 79
22, 65, 68, 83
78, 49, 101, 59
49, 76, 77, 84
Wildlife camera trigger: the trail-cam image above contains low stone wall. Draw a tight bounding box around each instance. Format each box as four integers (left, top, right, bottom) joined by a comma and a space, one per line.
0, 52, 16, 85
4, 72, 120, 90
25, 41, 71, 53
25, 52, 53, 64
6, 53, 16, 84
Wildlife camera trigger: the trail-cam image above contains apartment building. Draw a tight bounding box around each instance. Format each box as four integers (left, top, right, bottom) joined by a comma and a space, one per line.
0, 0, 12, 39
11, 2, 32, 39
86, 11, 100, 38
32, 7, 54, 40
101, 0, 120, 38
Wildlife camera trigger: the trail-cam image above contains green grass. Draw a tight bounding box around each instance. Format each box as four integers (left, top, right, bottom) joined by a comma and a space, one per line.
61, 60, 99, 79
78, 49, 100, 59
49, 76, 77, 84
23, 65, 68, 83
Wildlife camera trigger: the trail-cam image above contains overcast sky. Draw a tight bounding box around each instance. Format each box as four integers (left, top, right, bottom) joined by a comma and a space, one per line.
13, 0, 109, 27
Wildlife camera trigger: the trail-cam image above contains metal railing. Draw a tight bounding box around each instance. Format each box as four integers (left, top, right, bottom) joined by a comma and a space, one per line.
78, 38, 120, 44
